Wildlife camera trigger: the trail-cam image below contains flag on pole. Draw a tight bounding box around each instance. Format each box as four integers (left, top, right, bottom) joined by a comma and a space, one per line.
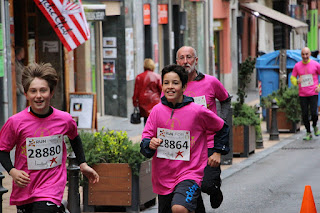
33, 0, 90, 51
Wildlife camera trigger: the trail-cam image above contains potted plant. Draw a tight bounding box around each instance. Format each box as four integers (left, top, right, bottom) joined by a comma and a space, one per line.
233, 57, 261, 157
261, 86, 301, 133
72, 129, 156, 212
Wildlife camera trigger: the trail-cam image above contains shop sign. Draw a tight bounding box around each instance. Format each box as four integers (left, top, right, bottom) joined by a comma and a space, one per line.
144, 4, 151, 25
85, 10, 105, 21
213, 20, 223, 31
158, 4, 168, 24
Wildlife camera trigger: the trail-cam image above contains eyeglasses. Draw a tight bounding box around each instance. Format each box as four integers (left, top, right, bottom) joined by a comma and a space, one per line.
177, 55, 196, 61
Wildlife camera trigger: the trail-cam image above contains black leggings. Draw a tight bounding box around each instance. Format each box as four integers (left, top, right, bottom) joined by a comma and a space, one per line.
300, 95, 319, 133
17, 201, 66, 213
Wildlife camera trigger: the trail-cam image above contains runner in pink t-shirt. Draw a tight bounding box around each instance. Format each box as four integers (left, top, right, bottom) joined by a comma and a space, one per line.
291, 47, 320, 141
0, 63, 99, 212
140, 65, 229, 213
177, 46, 231, 211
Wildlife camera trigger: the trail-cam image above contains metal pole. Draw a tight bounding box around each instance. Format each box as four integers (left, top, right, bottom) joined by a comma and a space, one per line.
67, 152, 80, 213
0, 172, 8, 213
269, 99, 279, 140
126, 173, 139, 213
255, 104, 264, 149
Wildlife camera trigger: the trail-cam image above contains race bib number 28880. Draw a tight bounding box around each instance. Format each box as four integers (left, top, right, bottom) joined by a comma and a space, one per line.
156, 128, 190, 161
26, 134, 63, 170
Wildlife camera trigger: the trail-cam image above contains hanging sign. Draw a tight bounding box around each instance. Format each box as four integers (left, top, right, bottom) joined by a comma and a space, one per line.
144, 4, 151, 25
158, 4, 168, 24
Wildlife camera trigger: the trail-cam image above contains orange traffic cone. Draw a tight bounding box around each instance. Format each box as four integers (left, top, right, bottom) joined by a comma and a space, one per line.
300, 185, 317, 213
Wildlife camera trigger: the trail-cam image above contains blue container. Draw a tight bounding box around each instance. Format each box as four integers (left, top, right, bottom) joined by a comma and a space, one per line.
256, 50, 320, 117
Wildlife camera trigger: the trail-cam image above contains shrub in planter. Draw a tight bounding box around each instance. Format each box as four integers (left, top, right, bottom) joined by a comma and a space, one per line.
232, 57, 260, 156
233, 102, 261, 156
67, 129, 154, 211
79, 129, 146, 176
261, 86, 301, 132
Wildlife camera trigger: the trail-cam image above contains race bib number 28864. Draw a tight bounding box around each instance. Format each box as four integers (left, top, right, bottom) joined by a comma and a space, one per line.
156, 128, 190, 161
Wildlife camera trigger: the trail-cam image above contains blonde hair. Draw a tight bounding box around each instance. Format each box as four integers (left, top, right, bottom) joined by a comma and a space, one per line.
144, 58, 155, 71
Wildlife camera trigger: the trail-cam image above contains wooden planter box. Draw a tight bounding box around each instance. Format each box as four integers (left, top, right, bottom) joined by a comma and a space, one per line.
83, 160, 156, 212
266, 109, 300, 133
232, 125, 255, 157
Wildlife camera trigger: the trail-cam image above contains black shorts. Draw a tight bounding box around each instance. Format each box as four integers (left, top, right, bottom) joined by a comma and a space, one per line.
158, 180, 201, 213
17, 201, 65, 213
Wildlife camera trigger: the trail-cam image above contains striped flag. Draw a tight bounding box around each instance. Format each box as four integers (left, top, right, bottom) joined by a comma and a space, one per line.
33, 0, 90, 51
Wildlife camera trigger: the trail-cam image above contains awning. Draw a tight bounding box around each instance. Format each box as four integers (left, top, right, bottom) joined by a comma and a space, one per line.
241, 2, 308, 34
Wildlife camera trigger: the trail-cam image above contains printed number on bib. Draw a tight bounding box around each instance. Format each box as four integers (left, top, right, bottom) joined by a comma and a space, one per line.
301, 74, 314, 87
26, 134, 63, 170
157, 128, 190, 161
193, 95, 207, 108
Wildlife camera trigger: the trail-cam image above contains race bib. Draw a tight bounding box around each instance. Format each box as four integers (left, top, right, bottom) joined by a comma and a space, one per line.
156, 128, 190, 161
301, 74, 314, 87
193, 95, 207, 108
26, 134, 63, 170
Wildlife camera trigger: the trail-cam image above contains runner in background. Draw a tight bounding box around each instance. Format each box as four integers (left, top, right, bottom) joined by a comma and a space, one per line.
176, 46, 231, 211
291, 47, 320, 141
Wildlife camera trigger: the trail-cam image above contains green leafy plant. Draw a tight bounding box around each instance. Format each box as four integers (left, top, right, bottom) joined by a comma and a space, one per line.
260, 86, 301, 123
237, 57, 256, 105
233, 103, 260, 127
233, 56, 261, 140
69, 129, 146, 176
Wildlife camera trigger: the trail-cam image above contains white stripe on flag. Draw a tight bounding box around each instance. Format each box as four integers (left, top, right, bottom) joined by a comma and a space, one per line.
34, 0, 90, 51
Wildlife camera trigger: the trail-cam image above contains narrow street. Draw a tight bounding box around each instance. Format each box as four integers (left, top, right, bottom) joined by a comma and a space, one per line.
212, 131, 320, 213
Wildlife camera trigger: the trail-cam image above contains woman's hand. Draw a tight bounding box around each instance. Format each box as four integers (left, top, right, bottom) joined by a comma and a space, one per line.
80, 163, 100, 184
9, 168, 30, 188
149, 137, 163, 150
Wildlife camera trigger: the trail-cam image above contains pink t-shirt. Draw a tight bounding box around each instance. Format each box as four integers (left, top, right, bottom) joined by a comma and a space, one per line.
292, 60, 320, 97
184, 74, 229, 148
0, 107, 78, 206
142, 101, 224, 195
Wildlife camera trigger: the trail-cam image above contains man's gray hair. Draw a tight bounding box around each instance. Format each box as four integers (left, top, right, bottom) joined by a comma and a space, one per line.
176, 46, 198, 59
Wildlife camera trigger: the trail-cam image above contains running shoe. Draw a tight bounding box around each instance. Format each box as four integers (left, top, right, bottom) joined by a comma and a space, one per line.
314, 126, 320, 136
210, 185, 223, 209
303, 132, 312, 141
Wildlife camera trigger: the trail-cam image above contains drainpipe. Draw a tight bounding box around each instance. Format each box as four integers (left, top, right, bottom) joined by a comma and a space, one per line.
1, 0, 12, 125
279, 49, 287, 89
168, 0, 173, 64
206, 0, 214, 76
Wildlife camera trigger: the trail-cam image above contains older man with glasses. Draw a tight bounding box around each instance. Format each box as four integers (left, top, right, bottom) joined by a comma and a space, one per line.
176, 46, 231, 212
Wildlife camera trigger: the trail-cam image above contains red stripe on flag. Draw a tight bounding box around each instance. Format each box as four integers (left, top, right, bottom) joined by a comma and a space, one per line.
79, 12, 90, 36
33, 0, 90, 51
69, 14, 88, 41
33, 0, 72, 51
47, 0, 81, 47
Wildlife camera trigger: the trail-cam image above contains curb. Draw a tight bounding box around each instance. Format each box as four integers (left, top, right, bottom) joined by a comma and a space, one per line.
221, 130, 304, 180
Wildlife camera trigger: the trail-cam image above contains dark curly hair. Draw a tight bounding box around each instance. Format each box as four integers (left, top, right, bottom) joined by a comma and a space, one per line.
161, 64, 188, 88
